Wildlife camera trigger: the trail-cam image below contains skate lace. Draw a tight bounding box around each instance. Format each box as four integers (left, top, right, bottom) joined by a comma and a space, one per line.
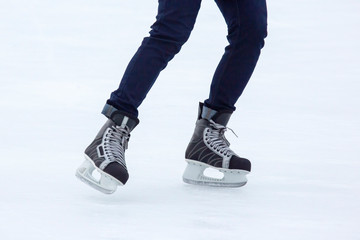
103, 126, 130, 165
205, 120, 237, 157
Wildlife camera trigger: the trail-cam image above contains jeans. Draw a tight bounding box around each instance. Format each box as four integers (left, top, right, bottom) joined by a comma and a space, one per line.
107, 0, 267, 118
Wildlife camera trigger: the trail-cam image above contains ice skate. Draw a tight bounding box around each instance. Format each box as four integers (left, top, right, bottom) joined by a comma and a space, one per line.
183, 103, 251, 187
76, 105, 139, 194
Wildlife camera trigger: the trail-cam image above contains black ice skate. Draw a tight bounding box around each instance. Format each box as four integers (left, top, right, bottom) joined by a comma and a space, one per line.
76, 105, 138, 194
183, 103, 251, 187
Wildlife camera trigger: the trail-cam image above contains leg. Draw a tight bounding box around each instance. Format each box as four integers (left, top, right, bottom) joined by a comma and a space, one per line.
205, 0, 268, 111
76, 1, 202, 193
107, 0, 202, 117
183, 1, 267, 187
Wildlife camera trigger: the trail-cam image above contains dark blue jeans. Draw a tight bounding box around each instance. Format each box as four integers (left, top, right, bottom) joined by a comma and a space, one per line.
107, 0, 267, 118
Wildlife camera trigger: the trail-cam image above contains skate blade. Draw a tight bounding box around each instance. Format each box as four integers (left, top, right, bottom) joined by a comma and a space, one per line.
75, 156, 123, 194
182, 160, 248, 187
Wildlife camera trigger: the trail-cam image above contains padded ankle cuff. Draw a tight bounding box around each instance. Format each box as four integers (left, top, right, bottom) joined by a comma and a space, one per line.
102, 103, 139, 131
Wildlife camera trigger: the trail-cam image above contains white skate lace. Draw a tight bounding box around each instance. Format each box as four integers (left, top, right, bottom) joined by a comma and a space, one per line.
103, 126, 130, 167
205, 120, 237, 158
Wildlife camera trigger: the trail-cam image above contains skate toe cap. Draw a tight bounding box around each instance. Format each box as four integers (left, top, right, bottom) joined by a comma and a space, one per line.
229, 156, 251, 172
103, 162, 129, 185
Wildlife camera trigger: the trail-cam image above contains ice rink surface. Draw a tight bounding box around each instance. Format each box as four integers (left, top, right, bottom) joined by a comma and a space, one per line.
0, 0, 359, 239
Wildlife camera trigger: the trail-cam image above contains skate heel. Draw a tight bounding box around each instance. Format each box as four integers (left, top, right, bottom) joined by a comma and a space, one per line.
183, 160, 248, 187
75, 156, 122, 194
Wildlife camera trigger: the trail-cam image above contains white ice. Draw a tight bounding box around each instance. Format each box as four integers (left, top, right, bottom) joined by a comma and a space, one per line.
0, 0, 359, 239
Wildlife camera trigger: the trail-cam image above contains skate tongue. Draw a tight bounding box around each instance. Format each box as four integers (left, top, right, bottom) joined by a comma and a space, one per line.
102, 103, 139, 131
199, 103, 232, 127
211, 111, 232, 127
201, 104, 217, 120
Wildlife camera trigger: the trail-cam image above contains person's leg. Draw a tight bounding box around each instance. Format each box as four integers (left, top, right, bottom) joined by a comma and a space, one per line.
204, 0, 267, 112
183, 0, 267, 187
107, 0, 202, 118
77, 1, 203, 194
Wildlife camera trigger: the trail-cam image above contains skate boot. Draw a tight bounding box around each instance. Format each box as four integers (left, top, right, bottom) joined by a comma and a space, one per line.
183, 103, 251, 187
76, 104, 139, 194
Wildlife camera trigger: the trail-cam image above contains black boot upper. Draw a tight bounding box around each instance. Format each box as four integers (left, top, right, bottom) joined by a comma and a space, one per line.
185, 103, 251, 172
85, 105, 139, 185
